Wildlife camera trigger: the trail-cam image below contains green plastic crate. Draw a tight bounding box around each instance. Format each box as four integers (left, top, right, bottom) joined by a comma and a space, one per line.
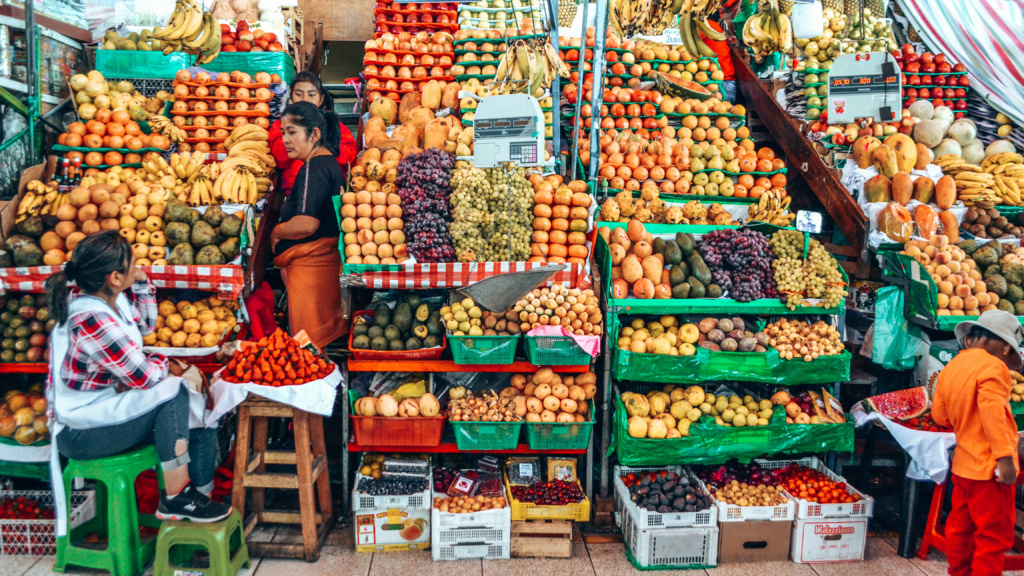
449, 333, 520, 365
450, 421, 523, 450
524, 335, 592, 366
524, 407, 594, 450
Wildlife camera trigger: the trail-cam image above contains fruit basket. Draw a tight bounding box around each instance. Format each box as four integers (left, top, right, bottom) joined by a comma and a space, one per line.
613, 465, 717, 528
348, 390, 446, 448
523, 335, 592, 366
449, 420, 523, 451
754, 457, 873, 519
448, 333, 519, 365
0, 490, 96, 556
622, 519, 718, 569
524, 405, 595, 450
504, 472, 590, 522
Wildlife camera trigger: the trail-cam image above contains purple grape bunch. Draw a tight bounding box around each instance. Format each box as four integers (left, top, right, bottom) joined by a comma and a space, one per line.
396, 149, 457, 263
698, 229, 777, 303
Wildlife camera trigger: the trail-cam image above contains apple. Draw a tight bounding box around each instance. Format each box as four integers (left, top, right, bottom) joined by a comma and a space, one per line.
919, 87, 931, 99
905, 52, 920, 64
830, 133, 845, 146
905, 88, 918, 98
899, 124, 915, 135
891, 50, 903, 61
959, 75, 971, 87
236, 39, 252, 51
268, 42, 284, 52
933, 98, 946, 108
236, 20, 249, 32
955, 100, 968, 111
221, 32, 236, 45
905, 61, 921, 73
955, 88, 966, 98
901, 73, 908, 83
922, 62, 936, 73
909, 74, 921, 86
222, 44, 237, 52
220, 23, 230, 33
953, 63, 967, 72
902, 43, 916, 55
253, 29, 265, 39
944, 88, 956, 99
935, 54, 947, 65
250, 46, 264, 52
239, 31, 255, 42
255, 36, 270, 49
921, 75, 933, 85
920, 53, 934, 65
934, 75, 947, 86
954, 112, 966, 119
263, 32, 277, 43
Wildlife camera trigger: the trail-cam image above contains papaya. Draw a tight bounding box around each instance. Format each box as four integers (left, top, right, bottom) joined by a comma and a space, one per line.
884, 134, 918, 173
915, 143, 931, 170
939, 210, 959, 243
852, 136, 882, 169
892, 172, 913, 205
878, 202, 913, 243
936, 176, 956, 210
863, 175, 892, 203
914, 204, 939, 240
912, 176, 935, 204
873, 145, 899, 179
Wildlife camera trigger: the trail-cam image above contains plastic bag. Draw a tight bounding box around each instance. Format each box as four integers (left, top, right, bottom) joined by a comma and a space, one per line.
878, 202, 914, 243
872, 286, 929, 370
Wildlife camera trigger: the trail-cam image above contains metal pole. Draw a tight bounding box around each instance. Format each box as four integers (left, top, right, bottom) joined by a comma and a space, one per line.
586, 0, 608, 182
25, 0, 38, 166
569, 0, 589, 180
547, 0, 561, 175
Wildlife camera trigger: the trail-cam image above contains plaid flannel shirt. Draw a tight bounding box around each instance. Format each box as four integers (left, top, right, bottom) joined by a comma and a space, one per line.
51, 281, 169, 392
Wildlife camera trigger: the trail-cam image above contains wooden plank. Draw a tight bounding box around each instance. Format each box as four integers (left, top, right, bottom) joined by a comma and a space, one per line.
248, 405, 294, 418
242, 472, 299, 489
511, 520, 573, 537
264, 451, 298, 465
511, 534, 573, 558
261, 510, 323, 525
732, 45, 867, 256
232, 403, 252, 514
297, 0, 372, 42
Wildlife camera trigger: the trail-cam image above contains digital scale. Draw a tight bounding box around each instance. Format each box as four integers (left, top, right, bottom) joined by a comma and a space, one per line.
470, 94, 545, 168
827, 52, 902, 124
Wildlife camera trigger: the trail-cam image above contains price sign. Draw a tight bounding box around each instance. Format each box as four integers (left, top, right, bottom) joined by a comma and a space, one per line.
827, 52, 902, 124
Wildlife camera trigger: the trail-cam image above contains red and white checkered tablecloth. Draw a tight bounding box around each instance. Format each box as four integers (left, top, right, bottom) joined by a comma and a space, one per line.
354, 261, 593, 290
0, 264, 246, 298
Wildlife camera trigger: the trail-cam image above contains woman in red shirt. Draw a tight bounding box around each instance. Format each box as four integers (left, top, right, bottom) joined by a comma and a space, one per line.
269, 72, 357, 196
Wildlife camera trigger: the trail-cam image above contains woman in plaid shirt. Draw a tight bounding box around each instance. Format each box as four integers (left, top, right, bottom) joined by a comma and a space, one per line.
46, 230, 230, 523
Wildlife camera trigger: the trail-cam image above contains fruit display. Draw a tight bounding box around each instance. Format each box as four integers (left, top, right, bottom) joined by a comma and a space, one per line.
604, 223, 718, 300
147, 0, 222, 64
0, 386, 49, 444
600, 190, 739, 226
433, 494, 507, 513
449, 164, 533, 262
364, 88, 472, 154
441, 298, 523, 336
358, 474, 430, 496
508, 479, 585, 505
510, 283, 603, 336
14, 180, 61, 227
865, 387, 930, 421
507, 367, 596, 423
769, 229, 846, 310
620, 469, 714, 513
528, 177, 591, 265
145, 295, 238, 349
220, 328, 333, 385
935, 151, 1024, 207
150, 199, 243, 266
771, 389, 846, 424
0, 295, 52, 364
169, 71, 275, 153
446, 388, 524, 422
622, 385, 708, 438
374, 2, 459, 38
896, 45, 969, 111
67, 71, 155, 123
762, 319, 844, 361
700, 228, 777, 302
351, 298, 444, 351
956, 238, 1024, 315
711, 479, 787, 507
608, 0, 723, 57
961, 206, 1024, 240
0, 494, 55, 520
1012, 370, 1024, 402
458, 1, 541, 30
488, 37, 570, 98
695, 461, 787, 491
396, 148, 457, 263
146, 114, 188, 148
778, 463, 862, 504
741, 0, 793, 61
341, 157, 408, 265
898, 236, 1003, 316
56, 109, 169, 169
220, 21, 283, 53
354, 391, 441, 418
363, 31, 456, 103
616, 316, 769, 356
793, 7, 896, 74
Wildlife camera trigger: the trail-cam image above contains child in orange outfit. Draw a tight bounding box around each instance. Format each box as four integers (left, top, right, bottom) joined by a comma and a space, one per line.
932, 310, 1024, 576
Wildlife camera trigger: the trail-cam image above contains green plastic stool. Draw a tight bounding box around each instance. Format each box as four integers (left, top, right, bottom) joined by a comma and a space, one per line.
154, 510, 250, 576
55, 445, 165, 576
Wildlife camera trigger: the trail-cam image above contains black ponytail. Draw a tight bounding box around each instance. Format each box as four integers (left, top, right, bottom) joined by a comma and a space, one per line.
45, 229, 132, 325
282, 101, 342, 157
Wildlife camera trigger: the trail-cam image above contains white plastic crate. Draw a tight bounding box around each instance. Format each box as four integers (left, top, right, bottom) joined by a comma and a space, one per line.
351, 472, 430, 512
790, 517, 868, 563
430, 507, 511, 561
0, 490, 96, 556
621, 505, 718, 569
754, 457, 874, 519
613, 466, 717, 529
711, 487, 795, 522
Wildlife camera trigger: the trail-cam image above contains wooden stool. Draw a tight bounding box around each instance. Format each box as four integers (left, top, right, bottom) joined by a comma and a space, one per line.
232, 395, 333, 561
918, 481, 1024, 568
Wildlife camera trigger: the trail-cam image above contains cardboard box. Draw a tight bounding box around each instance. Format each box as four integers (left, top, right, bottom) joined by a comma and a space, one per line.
353, 507, 430, 552
718, 519, 792, 564
2, 157, 58, 246
790, 517, 867, 563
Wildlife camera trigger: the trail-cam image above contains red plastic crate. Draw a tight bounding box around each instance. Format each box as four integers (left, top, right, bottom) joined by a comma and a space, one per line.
348, 309, 446, 361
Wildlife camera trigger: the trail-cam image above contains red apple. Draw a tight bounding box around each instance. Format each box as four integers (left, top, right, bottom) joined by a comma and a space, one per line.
263, 32, 277, 43
236, 39, 252, 51
944, 88, 956, 99
937, 62, 951, 73
933, 98, 946, 108
892, 50, 904, 61
859, 127, 873, 137
830, 133, 846, 146
905, 61, 921, 73
902, 43, 916, 55
221, 44, 238, 52
919, 87, 931, 98
959, 75, 970, 87
905, 88, 918, 98
220, 23, 230, 33
955, 88, 966, 98
236, 20, 249, 32
953, 63, 967, 72
920, 53, 934, 65
935, 54, 947, 65
901, 73, 908, 84
922, 62, 936, 73
221, 32, 236, 45
934, 75, 947, 86
255, 36, 270, 49
239, 31, 254, 42
268, 42, 283, 52
905, 97, 918, 106
905, 53, 920, 64
899, 124, 915, 135
909, 74, 921, 86
955, 100, 968, 111
253, 29, 266, 39
921, 75, 933, 85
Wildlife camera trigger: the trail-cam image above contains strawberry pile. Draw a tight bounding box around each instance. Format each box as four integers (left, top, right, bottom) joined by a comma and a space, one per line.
222, 329, 332, 386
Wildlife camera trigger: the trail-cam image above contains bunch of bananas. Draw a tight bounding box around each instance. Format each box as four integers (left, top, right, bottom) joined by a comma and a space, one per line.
150, 0, 222, 65
147, 114, 186, 145
492, 39, 569, 97
16, 180, 62, 223
136, 155, 181, 190
210, 166, 269, 205
610, 0, 723, 53
932, 156, 1004, 205
742, 0, 792, 62
747, 188, 795, 226
983, 152, 1024, 206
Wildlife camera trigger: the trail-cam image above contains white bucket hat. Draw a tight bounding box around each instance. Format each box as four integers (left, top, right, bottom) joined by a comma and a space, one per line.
954, 309, 1024, 371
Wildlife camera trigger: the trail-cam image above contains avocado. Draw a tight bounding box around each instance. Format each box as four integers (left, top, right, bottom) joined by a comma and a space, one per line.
0, 350, 13, 362
388, 339, 404, 351
1, 338, 12, 350
374, 304, 391, 328
405, 337, 422, 350
353, 323, 369, 337
1009, 284, 1024, 304
688, 276, 706, 298
998, 299, 1014, 313
672, 282, 691, 299
706, 284, 723, 298
983, 264, 1002, 280
13, 244, 43, 267
14, 326, 30, 339
406, 294, 422, 309
675, 232, 696, 257
415, 303, 430, 322
6, 299, 19, 313
652, 238, 666, 255
688, 253, 712, 286
384, 325, 402, 342
392, 303, 412, 333
367, 325, 384, 339
423, 335, 441, 348
13, 338, 29, 352
353, 335, 371, 349
426, 311, 443, 335
413, 325, 429, 339
14, 215, 44, 239
663, 241, 683, 266
370, 336, 388, 350
669, 263, 689, 287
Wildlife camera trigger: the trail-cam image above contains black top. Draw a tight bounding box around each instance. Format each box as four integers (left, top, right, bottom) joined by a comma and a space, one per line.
274, 155, 343, 256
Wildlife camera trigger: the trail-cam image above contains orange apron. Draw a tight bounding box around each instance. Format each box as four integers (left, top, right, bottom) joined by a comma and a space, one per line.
273, 237, 345, 348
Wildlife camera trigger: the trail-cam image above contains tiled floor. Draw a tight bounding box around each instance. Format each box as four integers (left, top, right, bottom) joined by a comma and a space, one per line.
8, 525, 1024, 576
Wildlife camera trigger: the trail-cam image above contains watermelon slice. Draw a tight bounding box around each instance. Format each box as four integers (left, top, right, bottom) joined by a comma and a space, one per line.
866, 387, 929, 421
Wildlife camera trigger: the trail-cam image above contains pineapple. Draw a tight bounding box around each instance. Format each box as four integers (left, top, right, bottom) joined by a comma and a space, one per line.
557, 0, 578, 27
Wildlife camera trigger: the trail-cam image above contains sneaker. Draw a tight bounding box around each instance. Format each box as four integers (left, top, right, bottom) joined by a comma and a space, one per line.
157, 484, 232, 522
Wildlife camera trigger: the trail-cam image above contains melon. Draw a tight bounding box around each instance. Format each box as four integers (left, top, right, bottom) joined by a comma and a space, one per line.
651, 71, 712, 101
866, 387, 929, 421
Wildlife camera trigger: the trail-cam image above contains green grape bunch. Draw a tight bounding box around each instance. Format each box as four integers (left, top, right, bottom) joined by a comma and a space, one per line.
770, 230, 845, 310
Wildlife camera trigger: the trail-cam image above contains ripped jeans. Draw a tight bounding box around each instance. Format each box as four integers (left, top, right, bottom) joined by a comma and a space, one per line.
56, 386, 218, 494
